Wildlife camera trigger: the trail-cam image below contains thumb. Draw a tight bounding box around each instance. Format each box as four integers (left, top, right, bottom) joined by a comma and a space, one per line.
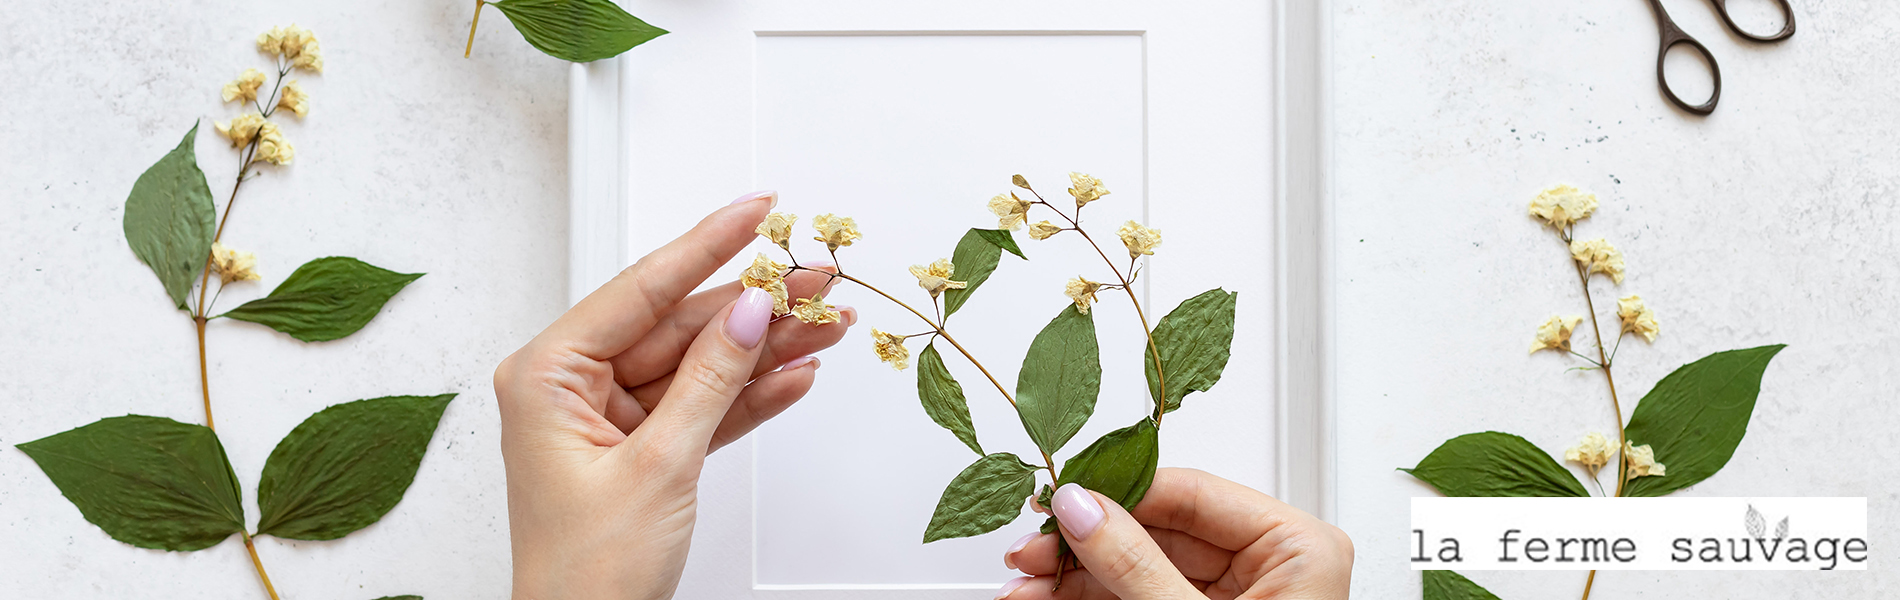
630, 286, 774, 464
1051, 483, 1203, 600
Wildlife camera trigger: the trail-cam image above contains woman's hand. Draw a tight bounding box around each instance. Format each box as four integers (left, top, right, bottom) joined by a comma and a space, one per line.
494, 191, 854, 600
1000, 468, 1354, 600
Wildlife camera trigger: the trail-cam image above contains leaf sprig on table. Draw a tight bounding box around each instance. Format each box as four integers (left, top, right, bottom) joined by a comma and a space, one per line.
17, 26, 447, 600
464, 0, 668, 63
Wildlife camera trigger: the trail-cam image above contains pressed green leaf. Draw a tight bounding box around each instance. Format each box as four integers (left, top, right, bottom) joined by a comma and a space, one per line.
16, 415, 244, 551
1057, 418, 1160, 511
923, 453, 1039, 543
1401, 432, 1588, 497
1014, 305, 1101, 456
491, 0, 667, 63
372, 597, 423, 600
219, 257, 423, 342
1624, 345, 1786, 498
1038, 515, 1059, 534
1423, 570, 1502, 600
942, 228, 1024, 318
918, 344, 982, 455
1145, 288, 1239, 413
257, 394, 455, 540
124, 123, 216, 310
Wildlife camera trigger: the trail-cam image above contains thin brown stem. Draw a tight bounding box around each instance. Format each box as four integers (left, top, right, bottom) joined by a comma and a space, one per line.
1075, 228, 1168, 424
464, 0, 486, 58
1573, 263, 1628, 497
1581, 569, 1596, 600
195, 318, 214, 431
242, 533, 281, 600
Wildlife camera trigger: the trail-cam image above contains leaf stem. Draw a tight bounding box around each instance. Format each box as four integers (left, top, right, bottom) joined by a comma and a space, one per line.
195, 317, 215, 431
242, 532, 282, 600
464, 0, 486, 58
1572, 262, 1628, 497
1581, 570, 1596, 600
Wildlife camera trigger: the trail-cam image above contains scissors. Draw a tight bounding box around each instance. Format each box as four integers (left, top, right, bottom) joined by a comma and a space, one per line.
1644, 0, 1797, 115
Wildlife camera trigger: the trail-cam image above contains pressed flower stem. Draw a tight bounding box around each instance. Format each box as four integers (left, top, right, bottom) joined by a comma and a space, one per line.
194, 318, 215, 430
190, 141, 259, 433
242, 532, 282, 600
1564, 230, 1625, 600
464, 0, 486, 58
1581, 570, 1597, 600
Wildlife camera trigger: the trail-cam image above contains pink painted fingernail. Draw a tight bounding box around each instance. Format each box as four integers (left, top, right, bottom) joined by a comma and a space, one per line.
781, 356, 819, 371
1003, 532, 1036, 569
727, 287, 773, 349
730, 190, 778, 207
800, 259, 835, 269
1051, 483, 1106, 540
833, 305, 857, 326
995, 576, 1030, 599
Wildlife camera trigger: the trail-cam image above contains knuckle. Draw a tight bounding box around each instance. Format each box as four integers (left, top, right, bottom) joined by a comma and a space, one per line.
679, 355, 749, 394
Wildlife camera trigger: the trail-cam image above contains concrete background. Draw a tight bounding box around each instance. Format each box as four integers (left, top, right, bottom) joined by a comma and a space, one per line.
1332, 1, 1896, 597
0, 1, 567, 598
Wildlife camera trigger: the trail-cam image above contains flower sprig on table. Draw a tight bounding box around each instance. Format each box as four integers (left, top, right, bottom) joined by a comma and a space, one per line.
1409, 184, 1786, 600
18, 25, 444, 600
743, 173, 1239, 585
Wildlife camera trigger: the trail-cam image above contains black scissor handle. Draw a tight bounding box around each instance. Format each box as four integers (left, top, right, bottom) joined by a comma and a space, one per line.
1655, 19, 1723, 115
1710, 0, 1797, 42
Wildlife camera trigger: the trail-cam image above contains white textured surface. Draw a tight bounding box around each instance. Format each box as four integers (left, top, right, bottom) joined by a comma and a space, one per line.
1332, 1, 1897, 598
0, 2, 568, 599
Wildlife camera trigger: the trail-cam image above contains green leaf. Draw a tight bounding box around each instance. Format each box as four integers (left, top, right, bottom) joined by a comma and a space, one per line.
372, 597, 423, 600
1038, 515, 1059, 534
1401, 432, 1588, 497
1423, 570, 1502, 600
1057, 418, 1160, 511
918, 344, 982, 455
942, 228, 1025, 318
1145, 288, 1239, 413
124, 123, 216, 310
923, 453, 1039, 543
1623, 345, 1786, 498
257, 394, 456, 540
1014, 305, 1101, 456
220, 257, 423, 342
490, 0, 668, 63
16, 415, 244, 551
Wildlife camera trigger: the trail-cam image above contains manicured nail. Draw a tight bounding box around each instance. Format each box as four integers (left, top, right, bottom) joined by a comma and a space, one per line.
995, 576, 1030, 599
782, 356, 819, 371
1026, 494, 1049, 515
833, 305, 857, 326
1003, 532, 1036, 569
727, 287, 773, 349
800, 259, 835, 269
730, 190, 778, 207
1051, 483, 1106, 540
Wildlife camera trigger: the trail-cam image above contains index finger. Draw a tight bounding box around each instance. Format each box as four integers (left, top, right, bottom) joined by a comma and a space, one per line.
542, 190, 777, 360
1130, 467, 1313, 552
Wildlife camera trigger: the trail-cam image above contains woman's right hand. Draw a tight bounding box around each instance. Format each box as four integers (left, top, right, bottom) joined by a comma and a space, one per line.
999, 468, 1354, 600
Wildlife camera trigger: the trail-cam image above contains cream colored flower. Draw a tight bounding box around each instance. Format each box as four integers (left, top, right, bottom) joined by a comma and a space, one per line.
1617, 295, 1660, 343
1027, 220, 1063, 240
989, 192, 1032, 231
1625, 442, 1666, 480
214, 113, 269, 147
740, 253, 791, 316
1065, 276, 1103, 315
258, 26, 291, 56
1529, 315, 1582, 354
1528, 184, 1599, 229
259, 25, 323, 73
252, 123, 294, 166
277, 80, 309, 117
1068, 172, 1109, 208
908, 258, 966, 298
811, 213, 861, 250
1117, 220, 1162, 259
792, 294, 841, 325
292, 40, 324, 73
1564, 432, 1613, 473
222, 68, 267, 104
871, 328, 910, 370
755, 212, 797, 249
209, 243, 261, 283
1569, 238, 1626, 284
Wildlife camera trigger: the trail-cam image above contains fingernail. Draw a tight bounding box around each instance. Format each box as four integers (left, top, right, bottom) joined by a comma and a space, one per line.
729, 190, 778, 207
782, 356, 819, 371
800, 259, 835, 269
1051, 483, 1106, 540
1026, 494, 1049, 515
1003, 532, 1036, 569
995, 576, 1030, 599
727, 287, 773, 348
834, 305, 857, 326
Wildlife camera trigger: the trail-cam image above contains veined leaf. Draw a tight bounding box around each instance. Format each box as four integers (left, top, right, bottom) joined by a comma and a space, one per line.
1057, 418, 1160, 511
918, 344, 981, 455
1014, 305, 1101, 456
372, 596, 423, 600
1402, 432, 1588, 497
491, 0, 668, 63
257, 394, 455, 540
124, 123, 216, 310
220, 257, 423, 342
923, 453, 1039, 543
1423, 570, 1502, 600
16, 415, 244, 551
1146, 288, 1238, 413
1624, 345, 1785, 497
942, 228, 1024, 318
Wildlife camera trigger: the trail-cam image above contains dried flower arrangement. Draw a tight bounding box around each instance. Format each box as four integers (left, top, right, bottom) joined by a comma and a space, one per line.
1410, 185, 1784, 599
16, 26, 444, 600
